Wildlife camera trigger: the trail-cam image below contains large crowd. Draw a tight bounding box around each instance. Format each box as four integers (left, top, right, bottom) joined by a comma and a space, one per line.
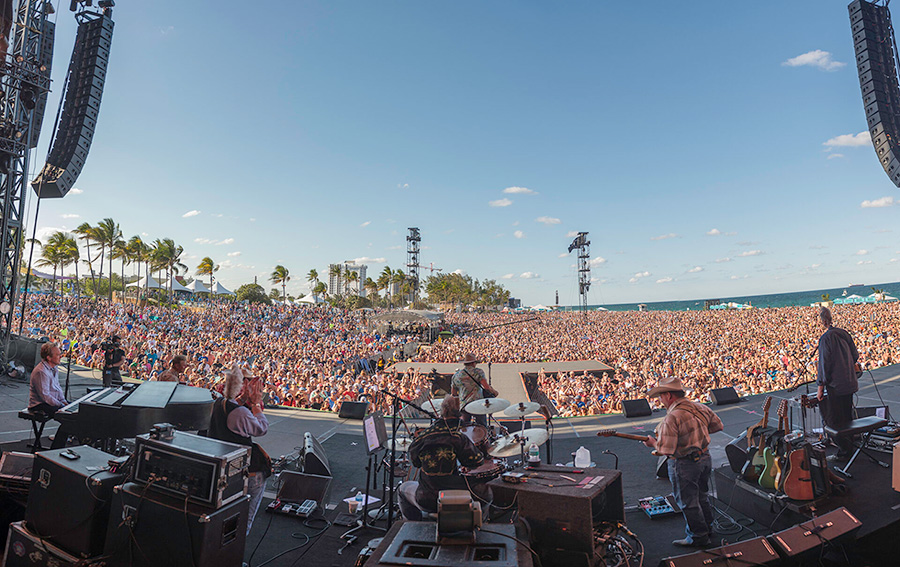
14, 296, 900, 418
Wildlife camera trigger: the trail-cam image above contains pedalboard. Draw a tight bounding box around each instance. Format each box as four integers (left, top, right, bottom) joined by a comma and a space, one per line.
639, 495, 677, 518
267, 498, 318, 518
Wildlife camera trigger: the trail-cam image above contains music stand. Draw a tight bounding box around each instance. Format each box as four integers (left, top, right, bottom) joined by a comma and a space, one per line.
342, 412, 388, 541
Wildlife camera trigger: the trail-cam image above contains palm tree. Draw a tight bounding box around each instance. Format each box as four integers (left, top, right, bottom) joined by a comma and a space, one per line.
346, 269, 359, 296
378, 266, 393, 306
59, 234, 80, 297
112, 239, 130, 303
94, 218, 122, 301
313, 281, 327, 301
73, 222, 98, 291
270, 265, 290, 303
391, 269, 406, 305
152, 238, 186, 299
307, 269, 319, 299
126, 236, 148, 297
365, 277, 378, 301
197, 257, 219, 295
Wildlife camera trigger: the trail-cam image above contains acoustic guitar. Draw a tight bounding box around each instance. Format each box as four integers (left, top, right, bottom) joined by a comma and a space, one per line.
759, 400, 788, 490
782, 443, 815, 500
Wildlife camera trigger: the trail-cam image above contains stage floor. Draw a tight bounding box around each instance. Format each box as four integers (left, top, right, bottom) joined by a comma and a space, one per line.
2, 364, 900, 566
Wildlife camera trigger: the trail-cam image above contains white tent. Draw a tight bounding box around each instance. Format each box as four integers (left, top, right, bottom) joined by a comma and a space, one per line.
296, 294, 325, 304
127, 275, 163, 289
530, 304, 551, 311
186, 279, 211, 293
165, 278, 192, 293
213, 281, 234, 296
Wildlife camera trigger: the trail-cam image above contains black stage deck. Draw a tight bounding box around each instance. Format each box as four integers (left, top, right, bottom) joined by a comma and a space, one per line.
2, 364, 900, 566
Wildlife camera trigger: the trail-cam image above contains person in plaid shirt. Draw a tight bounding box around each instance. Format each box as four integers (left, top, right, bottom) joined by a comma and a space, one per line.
643, 376, 723, 548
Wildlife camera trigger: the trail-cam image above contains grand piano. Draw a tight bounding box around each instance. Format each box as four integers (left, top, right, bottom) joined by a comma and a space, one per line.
52, 381, 216, 449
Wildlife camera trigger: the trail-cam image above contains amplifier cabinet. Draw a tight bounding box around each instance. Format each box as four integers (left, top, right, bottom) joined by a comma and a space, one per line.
3, 521, 104, 567
769, 507, 862, 559
660, 536, 780, 567
104, 482, 249, 567
24, 445, 124, 558
134, 430, 248, 508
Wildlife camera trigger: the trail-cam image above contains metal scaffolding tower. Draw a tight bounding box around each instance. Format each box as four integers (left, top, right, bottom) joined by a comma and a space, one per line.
406, 227, 420, 304
569, 232, 591, 316
0, 0, 54, 358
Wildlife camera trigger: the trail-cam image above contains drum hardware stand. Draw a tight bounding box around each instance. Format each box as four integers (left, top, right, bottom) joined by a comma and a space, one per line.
378, 389, 435, 529
341, 446, 387, 541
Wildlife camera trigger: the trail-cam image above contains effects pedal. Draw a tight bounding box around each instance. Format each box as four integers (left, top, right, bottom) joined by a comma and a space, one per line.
639, 495, 677, 518
266, 498, 318, 518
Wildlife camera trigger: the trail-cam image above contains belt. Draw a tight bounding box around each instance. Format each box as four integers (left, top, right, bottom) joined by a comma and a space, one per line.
676, 450, 709, 461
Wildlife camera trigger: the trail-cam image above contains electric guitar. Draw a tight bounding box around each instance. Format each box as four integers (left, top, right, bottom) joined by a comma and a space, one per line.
759, 400, 788, 490
741, 397, 773, 483
596, 429, 669, 476
745, 396, 773, 452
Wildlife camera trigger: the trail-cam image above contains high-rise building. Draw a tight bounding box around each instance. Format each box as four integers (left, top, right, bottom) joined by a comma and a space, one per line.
328, 262, 368, 296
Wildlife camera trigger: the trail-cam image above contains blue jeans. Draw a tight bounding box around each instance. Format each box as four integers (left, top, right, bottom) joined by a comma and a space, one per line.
668, 453, 714, 543
247, 472, 266, 535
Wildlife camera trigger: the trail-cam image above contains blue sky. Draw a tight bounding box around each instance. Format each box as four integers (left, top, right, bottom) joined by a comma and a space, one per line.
28, 1, 900, 305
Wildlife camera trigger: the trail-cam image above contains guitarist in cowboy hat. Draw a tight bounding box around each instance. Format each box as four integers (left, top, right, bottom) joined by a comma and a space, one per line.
642, 377, 723, 548
451, 353, 498, 426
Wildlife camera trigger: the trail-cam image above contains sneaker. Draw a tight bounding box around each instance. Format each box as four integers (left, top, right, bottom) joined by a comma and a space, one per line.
673, 538, 710, 548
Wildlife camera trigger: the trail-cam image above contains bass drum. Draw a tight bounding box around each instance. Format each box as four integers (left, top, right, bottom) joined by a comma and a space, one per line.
459, 424, 490, 454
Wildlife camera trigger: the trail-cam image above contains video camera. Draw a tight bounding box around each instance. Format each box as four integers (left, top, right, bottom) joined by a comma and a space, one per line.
100, 335, 121, 354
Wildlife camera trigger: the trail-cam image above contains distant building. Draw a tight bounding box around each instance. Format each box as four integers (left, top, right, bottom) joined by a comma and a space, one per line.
508, 297, 522, 309
328, 262, 367, 296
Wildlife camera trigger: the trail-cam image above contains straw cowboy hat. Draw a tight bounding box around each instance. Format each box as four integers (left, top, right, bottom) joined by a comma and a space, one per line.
460, 353, 479, 365
647, 376, 688, 398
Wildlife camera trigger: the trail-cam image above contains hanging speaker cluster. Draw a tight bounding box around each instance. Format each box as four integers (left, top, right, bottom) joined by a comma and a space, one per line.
30, 13, 113, 198
850, 0, 900, 187
25, 19, 55, 149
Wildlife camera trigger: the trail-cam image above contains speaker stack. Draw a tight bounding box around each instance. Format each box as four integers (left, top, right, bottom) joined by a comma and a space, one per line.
849, 0, 900, 187
31, 13, 114, 198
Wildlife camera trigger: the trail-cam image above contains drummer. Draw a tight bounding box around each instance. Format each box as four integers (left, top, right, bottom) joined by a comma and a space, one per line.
398, 396, 493, 520
452, 353, 498, 427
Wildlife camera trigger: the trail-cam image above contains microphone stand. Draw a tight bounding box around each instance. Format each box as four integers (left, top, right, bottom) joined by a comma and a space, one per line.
64, 348, 72, 400
379, 389, 436, 528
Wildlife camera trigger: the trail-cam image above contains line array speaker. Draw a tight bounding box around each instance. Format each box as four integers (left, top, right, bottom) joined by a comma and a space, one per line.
26, 18, 54, 149
622, 398, 652, 418
849, 0, 900, 187
31, 13, 113, 198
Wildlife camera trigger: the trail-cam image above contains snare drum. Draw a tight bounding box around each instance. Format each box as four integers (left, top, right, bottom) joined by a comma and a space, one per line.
461, 460, 504, 480
459, 424, 490, 453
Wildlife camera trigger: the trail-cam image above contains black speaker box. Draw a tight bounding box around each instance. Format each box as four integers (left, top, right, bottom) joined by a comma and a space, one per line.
710, 387, 740, 405
25, 446, 124, 558
8, 334, 45, 374
104, 482, 248, 567
769, 507, 862, 560
276, 471, 332, 504
659, 536, 780, 567
338, 400, 368, 419
724, 426, 775, 473
622, 399, 652, 418
3, 522, 95, 567
302, 432, 331, 477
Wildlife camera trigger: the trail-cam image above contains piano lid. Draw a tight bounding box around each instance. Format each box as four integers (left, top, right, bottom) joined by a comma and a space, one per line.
121, 381, 177, 409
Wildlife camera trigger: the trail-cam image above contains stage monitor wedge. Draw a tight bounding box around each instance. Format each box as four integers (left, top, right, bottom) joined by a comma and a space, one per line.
31, 13, 113, 198
622, 398, 652, 418
710, 387, 740, 405
849, 0, 900, 187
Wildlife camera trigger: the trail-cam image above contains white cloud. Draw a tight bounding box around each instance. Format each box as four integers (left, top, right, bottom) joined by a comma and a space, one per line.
398, 183, 409, 189
512, 221, 519, 226
195, 237, 212, 244
182, 210, 201, 218
558, 253, 568, 258
656, 276, 673, 284
651, 233, 678, 241
706, 228, 721, 236
520, 272, 539, 279
514, 230, 525, 239
861, 196, 895, 208
213, 213, 224, 218
730, 275, 750, 280
352, 257, 387, 264
827, 153, 844, 160
535, 216, 561, 225
809, 263, 821, 269
891, 258, 898, 263
566, 231, 579, 238
716, 257, 731, 263
503, 186, 537, 195
858, 260, 873, 265
501, 273, 515, 279
360, 221, 371, 227
217, 238, 235, 245
61, 213, 79, 219
782, 50, 845, 72
490, 198, 513, 207
249, 218, 256, 222
823, 131, 870, 148
227, 251, 241, 257
160, 25, 175, 35
737, 250, 762, 257
590, 257, 607, 266
629, 271, 651, 283
688, 266, 703, 273
69, 188, 83, 195
856, 249, 869, 256
452, 269, 466, 276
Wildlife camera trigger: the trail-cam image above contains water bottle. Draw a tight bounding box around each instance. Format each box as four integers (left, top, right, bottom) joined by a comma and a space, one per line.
527, 443, 540, 464
574, 446, 590, 468
355, 491, 364, 507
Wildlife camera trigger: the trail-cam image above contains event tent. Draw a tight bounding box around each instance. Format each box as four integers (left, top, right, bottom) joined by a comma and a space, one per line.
127, 275, 163, 289
186, 279, 211, 293
165, 278, 192, 293
296, 294, 325, 304
213, 281, 234, 295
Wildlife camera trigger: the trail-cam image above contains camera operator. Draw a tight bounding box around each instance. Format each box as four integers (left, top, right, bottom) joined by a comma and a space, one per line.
102, 335, 125, 388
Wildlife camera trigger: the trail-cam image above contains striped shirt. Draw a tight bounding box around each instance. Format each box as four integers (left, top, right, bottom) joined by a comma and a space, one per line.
654, 397, 723, 458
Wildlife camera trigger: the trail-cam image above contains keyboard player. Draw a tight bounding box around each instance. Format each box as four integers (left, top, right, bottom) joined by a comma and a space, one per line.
29, 342, 68, 416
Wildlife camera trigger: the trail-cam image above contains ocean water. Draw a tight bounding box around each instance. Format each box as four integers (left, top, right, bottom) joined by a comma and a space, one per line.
570, 281, 900, 312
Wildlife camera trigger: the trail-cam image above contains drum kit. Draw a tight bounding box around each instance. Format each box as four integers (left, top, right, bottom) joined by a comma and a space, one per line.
385, 396, 552, 480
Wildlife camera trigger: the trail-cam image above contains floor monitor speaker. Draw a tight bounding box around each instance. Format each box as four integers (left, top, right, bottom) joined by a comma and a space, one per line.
622, 399, 652, 418
768, 507, 862, 560
338, 400, 368, 419
660, 536, 780, 567
711, 387, 740, 405
303, 432, 331, 477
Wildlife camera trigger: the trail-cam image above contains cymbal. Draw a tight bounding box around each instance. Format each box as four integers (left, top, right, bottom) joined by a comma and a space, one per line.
488, 428, 550, 457
421, 398, 445, 414
502, 401, 541, 418
464, 398, 510, 415
387, 437, 413, 452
